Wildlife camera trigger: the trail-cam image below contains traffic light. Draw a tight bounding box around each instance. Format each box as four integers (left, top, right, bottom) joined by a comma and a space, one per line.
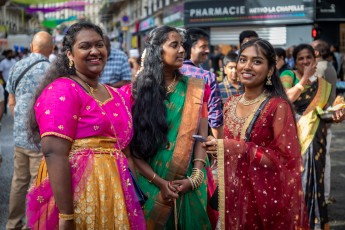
312, 26, 320, 40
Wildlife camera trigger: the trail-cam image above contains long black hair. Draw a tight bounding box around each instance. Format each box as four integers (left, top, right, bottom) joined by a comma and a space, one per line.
131, 25, 182, 159
238, 38, 290, 102
27, 21, 104, 147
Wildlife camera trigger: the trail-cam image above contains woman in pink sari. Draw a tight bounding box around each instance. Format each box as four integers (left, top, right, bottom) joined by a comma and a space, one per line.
205, 39, 309, 229
26, 21, 145, 229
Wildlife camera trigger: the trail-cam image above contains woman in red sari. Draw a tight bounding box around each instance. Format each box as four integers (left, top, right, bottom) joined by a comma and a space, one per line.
205, 39, 309, 229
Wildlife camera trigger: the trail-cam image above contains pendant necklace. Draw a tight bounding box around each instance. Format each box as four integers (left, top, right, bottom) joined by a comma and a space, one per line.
165, 74, 177, 95
77, 77, 99, 96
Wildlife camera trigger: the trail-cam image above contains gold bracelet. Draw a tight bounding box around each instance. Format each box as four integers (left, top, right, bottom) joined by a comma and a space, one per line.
295, 83, 304, 91
148, 173, 156, 183
193, 158, 206, 165
58, 213, 75, 220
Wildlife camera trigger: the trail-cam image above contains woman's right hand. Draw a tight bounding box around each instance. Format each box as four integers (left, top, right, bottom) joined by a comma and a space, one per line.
202, 136, 218, 158
302, 62, 317, 81
59, 219, 75, 230
159, 180, 179, 203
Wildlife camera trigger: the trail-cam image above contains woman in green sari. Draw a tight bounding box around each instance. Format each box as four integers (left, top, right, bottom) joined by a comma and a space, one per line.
129, 25, 211, 229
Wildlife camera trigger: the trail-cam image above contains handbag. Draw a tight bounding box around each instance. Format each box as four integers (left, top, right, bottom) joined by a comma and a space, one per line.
128, 168, 148, 207
209, 97, 271, 211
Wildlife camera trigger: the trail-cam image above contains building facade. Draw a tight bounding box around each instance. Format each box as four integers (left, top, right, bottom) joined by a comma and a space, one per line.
102, 0, 344, 55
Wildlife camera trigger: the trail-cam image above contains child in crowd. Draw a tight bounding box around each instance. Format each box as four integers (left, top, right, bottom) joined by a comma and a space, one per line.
218, 51, 244, 105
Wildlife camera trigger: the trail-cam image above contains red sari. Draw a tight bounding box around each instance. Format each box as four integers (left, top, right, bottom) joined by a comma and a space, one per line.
217, 95, 309, 230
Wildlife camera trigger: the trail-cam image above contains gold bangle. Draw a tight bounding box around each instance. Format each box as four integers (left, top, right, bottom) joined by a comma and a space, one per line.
187, 176, 196, 190
58, 213, 75, 220
190, 168, 204, 190
295, 83, 304, 91
192, 158, 206, 165
148, 173, 156, 183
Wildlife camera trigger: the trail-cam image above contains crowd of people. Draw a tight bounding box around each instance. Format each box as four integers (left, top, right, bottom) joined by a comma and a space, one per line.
0, 21, 345, 230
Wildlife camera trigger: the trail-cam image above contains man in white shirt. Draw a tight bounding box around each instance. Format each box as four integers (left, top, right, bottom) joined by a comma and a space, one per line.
0, 49, 17, 114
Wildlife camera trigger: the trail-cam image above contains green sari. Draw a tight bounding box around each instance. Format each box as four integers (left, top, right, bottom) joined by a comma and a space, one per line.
137, 76, 211, 230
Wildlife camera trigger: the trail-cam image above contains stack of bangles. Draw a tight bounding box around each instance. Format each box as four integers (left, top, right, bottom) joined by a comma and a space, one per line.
58, 213, 75, 221
187, 168, 204, 190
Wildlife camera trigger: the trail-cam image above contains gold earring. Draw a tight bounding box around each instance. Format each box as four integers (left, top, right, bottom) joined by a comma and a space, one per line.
266, 75, 272, 85
68, 59, 74, 69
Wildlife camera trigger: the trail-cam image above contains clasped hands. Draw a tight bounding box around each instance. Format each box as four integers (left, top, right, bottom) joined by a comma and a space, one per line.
160, 179, 191, 203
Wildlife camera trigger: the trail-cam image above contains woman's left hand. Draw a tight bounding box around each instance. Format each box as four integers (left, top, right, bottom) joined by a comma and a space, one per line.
173, 178, 193, 194
332, 108, 345, 123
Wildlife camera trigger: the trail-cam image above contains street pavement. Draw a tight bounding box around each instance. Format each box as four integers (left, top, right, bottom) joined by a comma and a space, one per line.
0, 113, 345, 229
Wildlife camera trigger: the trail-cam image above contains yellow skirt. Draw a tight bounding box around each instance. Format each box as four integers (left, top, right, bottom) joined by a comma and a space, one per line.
35, 137, 130, 229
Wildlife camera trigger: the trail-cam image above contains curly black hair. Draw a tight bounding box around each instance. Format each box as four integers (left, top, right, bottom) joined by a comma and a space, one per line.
27, 21, 104, 147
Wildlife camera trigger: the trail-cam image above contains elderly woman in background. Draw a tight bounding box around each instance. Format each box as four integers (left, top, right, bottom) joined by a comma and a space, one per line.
280, 43, 345, 229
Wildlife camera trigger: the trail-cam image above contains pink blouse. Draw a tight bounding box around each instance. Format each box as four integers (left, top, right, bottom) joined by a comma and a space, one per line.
35, 77, 133, 149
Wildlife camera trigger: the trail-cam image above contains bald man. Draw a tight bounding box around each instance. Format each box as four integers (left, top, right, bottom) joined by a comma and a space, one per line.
5, 31, 53, 230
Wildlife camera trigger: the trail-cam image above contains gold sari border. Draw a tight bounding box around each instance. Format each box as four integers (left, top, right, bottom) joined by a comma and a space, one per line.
304, 78, 331, 115
217, 139, 225, 229
41, 132, 73, 142
70, 137, 119, 156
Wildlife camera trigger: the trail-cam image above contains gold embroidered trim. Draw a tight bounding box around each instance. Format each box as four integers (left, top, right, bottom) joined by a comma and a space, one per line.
217, 139, 225, 229
94, 85, 114, 105
41, 132, 73, 142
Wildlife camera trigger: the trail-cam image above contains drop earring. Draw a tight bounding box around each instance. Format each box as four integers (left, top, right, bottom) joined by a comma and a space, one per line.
69, 59, 74, 69
266, 75, 272, 85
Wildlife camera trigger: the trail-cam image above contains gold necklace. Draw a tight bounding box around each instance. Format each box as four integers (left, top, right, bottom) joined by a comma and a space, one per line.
239, 91, 266, 106
165, 74, 177, 95
77, 77, 99, 96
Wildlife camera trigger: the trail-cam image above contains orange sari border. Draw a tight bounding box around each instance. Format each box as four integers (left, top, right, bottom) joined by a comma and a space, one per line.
146, 77, 205, 229
166, 77, 204, 181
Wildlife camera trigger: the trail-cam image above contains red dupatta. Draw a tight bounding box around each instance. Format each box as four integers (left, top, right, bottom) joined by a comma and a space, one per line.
217, 96, 309, 230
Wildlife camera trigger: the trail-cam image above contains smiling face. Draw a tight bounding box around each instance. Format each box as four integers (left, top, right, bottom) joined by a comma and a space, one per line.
190, 38, 209, 66
237, 46, 273, 89
67, 29, 107, 79
295, 48, 315, 75
162, 31, 185, 70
